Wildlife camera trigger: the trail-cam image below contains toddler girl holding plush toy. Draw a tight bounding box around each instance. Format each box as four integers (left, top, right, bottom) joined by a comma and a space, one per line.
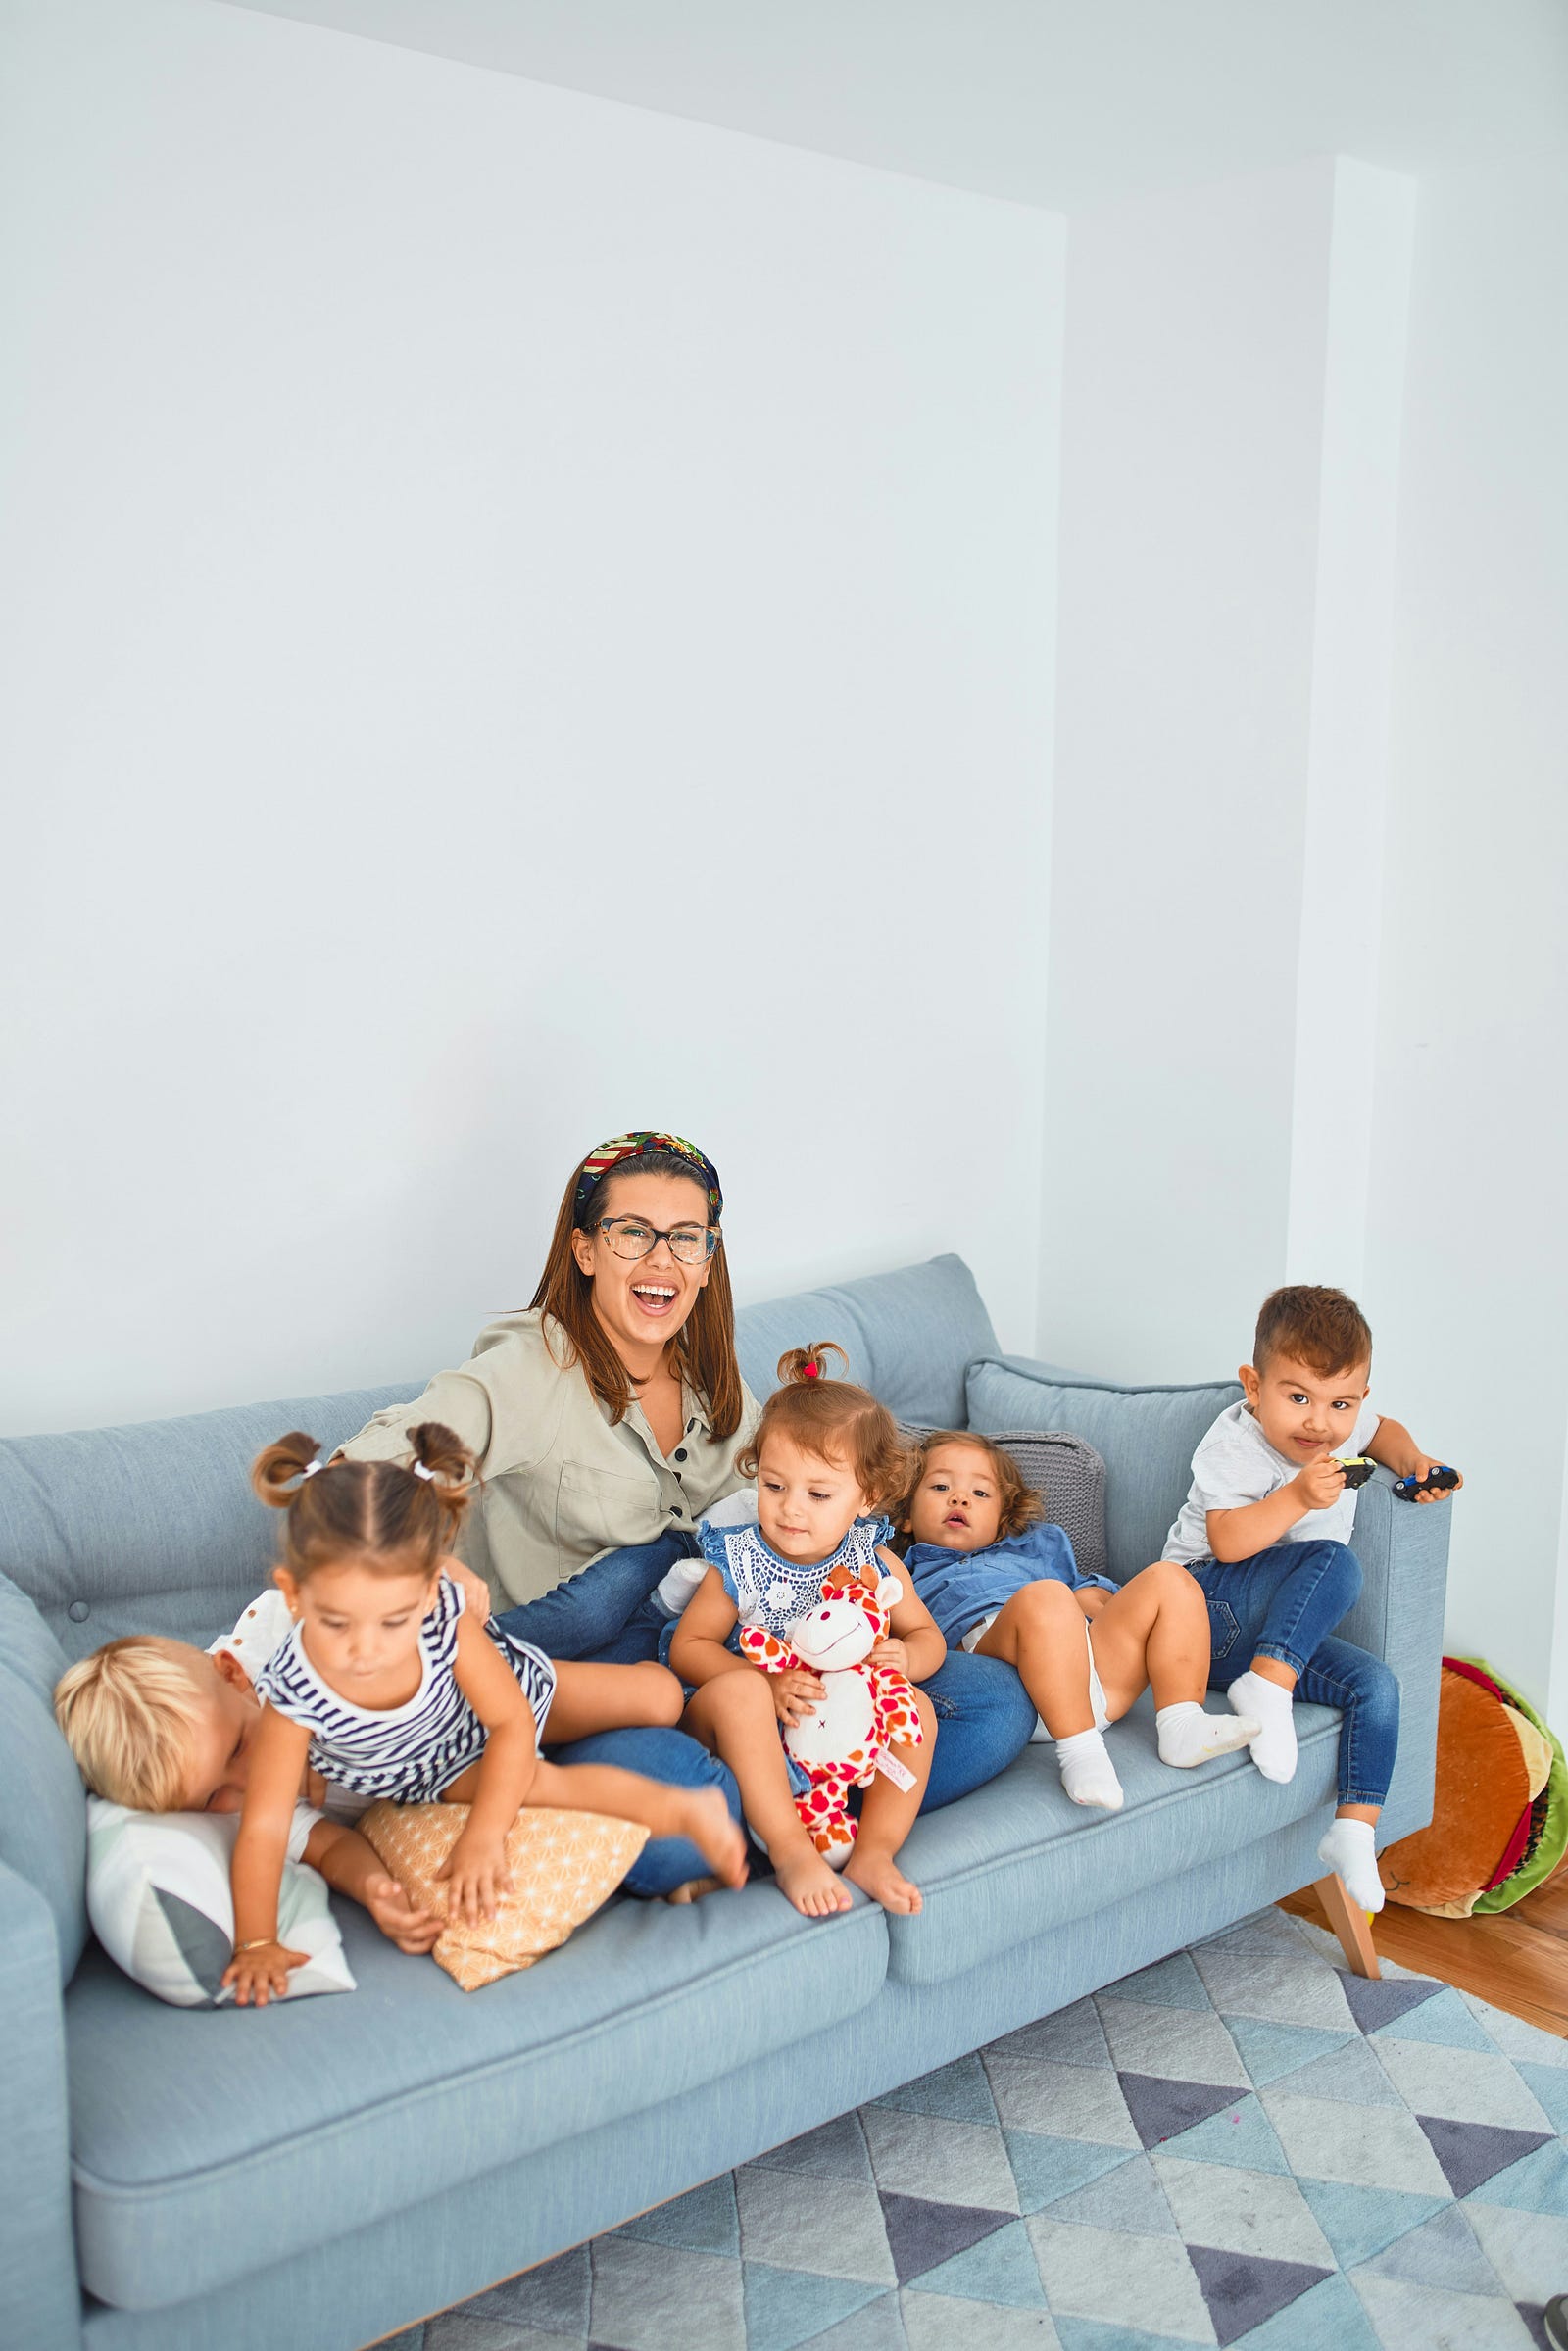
899, 1433, 1258, 1814
669, 1345, 943, 1920
224, 1422, 745, 2004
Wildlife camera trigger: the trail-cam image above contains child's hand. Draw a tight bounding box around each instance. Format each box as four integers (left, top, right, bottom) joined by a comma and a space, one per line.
362, 1870, 443, 1954
222, 1938, 308, 2007
869, 1637, 911, 1677
1406, 1454, 1464, 1502
769, 1668, 826, 1727
441, 1554, 493, 1624
1293, 1454, 1347, 1513
438, 1830, 513, 1926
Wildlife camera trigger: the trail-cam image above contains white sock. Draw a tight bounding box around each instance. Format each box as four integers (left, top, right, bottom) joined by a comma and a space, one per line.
1227, 1670, 1298, 1784
653, 1553, 707, 1618
1318, 1817, 1385, 1913
1055, 1727, 1124, 1811
1155, 1699, 1260, 1769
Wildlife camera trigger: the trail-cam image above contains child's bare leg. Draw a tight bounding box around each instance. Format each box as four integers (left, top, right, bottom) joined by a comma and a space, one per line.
976, 1584, 1122, 1809
545, 1659, 684, 1741
682, 1671, 852, 1918
843, 1690, 936, 1916
1093, 1562, 1259, 1768
527, 1756, 747, 1889
439, 1737, 747, 1891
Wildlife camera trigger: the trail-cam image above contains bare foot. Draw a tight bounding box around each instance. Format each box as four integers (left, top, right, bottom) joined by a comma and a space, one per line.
773, 1841, 855, 1918
671, 1787, 749, 1890
665, 1876, 721, 1905
844, 1844, 922, 1915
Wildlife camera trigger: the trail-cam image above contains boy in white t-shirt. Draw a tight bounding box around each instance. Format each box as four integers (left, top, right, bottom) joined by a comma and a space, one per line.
1163, 1285, 1461, 1911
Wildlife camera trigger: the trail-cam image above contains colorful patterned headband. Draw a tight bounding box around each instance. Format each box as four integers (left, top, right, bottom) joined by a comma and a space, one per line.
573, 1130, 723, 1225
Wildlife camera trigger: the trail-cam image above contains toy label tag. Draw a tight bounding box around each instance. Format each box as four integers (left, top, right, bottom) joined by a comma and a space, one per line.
875, 1748, 916, 1793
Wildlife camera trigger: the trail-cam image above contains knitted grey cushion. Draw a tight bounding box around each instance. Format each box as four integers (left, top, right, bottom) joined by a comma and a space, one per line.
897, 1425, 1109, 1585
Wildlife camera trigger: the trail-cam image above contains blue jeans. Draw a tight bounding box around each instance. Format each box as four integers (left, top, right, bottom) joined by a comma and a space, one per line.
497, 1539, 1037, 1822
495, 1532, 696, 1666
496, 1537, 737, 1896
1189, 1541, 1399, 1808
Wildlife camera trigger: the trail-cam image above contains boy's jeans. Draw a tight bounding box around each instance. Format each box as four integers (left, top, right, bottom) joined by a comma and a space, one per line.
1187, 1540, 1399, 1809
494, 1533, 1037, 1842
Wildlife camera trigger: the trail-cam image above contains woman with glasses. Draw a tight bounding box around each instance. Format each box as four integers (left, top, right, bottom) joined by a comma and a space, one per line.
340, 1129, 1035, 1893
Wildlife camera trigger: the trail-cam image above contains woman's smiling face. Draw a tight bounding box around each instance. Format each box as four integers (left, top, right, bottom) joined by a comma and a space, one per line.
570, 1169, 714, 1357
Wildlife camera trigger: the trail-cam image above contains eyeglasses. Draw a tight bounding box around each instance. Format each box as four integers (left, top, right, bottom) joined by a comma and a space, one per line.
598, 1217, 718, 1265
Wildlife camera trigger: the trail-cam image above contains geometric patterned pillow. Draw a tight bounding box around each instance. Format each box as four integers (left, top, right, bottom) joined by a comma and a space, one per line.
358, 1802, 648, 1991
85, 1797, 355, 2006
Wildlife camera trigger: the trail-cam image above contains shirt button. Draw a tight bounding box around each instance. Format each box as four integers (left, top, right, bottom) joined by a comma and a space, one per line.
674, 1447, 688, 1462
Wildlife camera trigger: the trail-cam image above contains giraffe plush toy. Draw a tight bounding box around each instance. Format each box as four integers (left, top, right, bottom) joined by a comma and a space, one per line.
738, 1574, 923, 1865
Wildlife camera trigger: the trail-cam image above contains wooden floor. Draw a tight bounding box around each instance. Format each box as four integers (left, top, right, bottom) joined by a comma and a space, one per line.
1281, 1866, 1568, 2039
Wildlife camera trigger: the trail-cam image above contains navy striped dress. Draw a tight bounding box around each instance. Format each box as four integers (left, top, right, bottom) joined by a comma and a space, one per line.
254, 1576, 556, 1804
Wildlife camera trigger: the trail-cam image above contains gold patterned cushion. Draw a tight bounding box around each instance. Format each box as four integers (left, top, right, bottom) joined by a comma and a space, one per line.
358, 1802, 648, 1990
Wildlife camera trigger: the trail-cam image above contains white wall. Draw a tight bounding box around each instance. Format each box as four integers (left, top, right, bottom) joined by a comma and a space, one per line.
0, 0, 1062, 1434
1041, 148, 1568, 1721
1364, 156, 1568, 1722
1039, 158, 1412, 1381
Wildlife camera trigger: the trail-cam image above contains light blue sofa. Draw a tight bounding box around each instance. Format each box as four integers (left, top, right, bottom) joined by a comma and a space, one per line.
0, 1255, 1448, 2351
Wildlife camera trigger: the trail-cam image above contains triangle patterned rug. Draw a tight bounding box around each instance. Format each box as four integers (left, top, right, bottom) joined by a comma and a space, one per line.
386, 1905, 1568, 2351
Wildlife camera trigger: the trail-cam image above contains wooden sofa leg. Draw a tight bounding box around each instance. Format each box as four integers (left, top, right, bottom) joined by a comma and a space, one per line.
1313, 1871, 1381, 1979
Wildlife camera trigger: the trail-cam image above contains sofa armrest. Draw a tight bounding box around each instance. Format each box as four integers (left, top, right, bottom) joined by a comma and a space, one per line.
1341, 1475, 1451, 1845
0, 1861, 80, 2351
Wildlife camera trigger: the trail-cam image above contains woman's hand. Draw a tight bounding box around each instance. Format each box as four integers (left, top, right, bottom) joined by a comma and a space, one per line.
441, 1554, 494, 1623
869, 1637, 911, 1677
769, 1667, 826, 1727
438, 1829, 513, 1925
222, 1938, 308, 2007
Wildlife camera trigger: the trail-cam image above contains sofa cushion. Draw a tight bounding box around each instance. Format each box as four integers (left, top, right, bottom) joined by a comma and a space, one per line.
0, 1383, 420, 1658
736, 1255, 998, 1430
0, 1570, 87, 1984
967, 1356, 1242, 1580
67, 1876, 888, 2310
884, 1690, 1342, 1987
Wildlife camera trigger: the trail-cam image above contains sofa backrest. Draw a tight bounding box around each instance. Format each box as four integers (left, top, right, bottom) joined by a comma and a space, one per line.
734, 1254, 996, 1429
0, 1252, 994, 1974
0, 1255, 997, 1661
966, 1356, 1244, 1582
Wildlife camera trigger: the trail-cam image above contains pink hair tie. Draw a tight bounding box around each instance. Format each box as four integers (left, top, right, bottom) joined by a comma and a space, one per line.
803, 1360, 820, 1380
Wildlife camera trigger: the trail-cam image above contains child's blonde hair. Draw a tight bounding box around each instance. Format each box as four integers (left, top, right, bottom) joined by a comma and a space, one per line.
899, 1431, 1045, 1541
739, 1343, 913, 1510
53, 1636, 216, 1811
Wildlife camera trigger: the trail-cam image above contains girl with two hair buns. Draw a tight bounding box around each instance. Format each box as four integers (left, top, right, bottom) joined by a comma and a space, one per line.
224, 1422, 746, 2006
669, 1344, 945, 1919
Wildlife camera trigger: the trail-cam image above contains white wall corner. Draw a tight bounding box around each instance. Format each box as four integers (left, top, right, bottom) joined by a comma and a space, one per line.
1285, 159, 1416, 1295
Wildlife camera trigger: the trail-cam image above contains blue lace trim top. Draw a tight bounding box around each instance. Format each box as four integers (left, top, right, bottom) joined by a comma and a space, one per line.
697, 1514, 896, 1641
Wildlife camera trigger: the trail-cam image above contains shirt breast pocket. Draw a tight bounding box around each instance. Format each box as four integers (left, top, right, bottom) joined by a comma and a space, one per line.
554, 1458, 662, 1576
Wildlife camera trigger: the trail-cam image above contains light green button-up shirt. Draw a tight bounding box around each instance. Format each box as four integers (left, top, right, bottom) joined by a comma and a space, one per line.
339, 1310, 761, 1607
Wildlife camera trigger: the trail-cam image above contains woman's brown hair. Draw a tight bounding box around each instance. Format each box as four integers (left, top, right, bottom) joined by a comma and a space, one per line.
528, 1149, 746, 1439
252, 1422, 474, 1582
899, 1431, 1044, 1541
738, 1343, 912, 1510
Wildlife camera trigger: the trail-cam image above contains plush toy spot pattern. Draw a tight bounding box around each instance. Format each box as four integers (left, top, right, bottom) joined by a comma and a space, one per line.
740, 1575, 922, 1867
